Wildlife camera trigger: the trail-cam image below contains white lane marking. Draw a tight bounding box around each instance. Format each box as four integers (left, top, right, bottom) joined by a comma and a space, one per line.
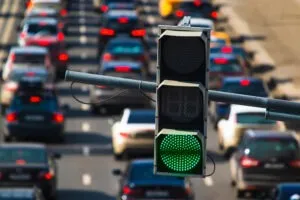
108, 119, 114, 125
82, 146, 90, 156
81, 122, 90, 132
82, 174, 92, 186
80, 53, 87, 59
79, 26, 87, 33
80, 36, 87, 44
79, 18, 86, 24
81, 104, 90, 111
203, 177, 214, 187
146, 16, 157, 25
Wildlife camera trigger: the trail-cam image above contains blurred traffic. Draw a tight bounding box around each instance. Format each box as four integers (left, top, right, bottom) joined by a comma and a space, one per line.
0, 0, 298, 199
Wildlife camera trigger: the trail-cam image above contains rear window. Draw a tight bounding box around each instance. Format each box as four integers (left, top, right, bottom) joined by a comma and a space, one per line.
210, 63, 242, 73
237, 112, 276, 124
127, 111, 155, 124
14, 54, 45, 64
0, 148, 47, 164
106, 18, 139, 31
108, 43, 143, 54
247, 138, 300, 160
27, 24, 57, 35
8, 71, 49, 82
12, 95, 58, 111
221, 81, 268, 97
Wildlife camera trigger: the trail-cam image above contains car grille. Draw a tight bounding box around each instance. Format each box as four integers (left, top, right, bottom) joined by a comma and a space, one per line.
134, 130, 155, 139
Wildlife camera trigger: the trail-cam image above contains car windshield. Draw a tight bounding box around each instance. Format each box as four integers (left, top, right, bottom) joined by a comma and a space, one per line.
129, 163, 183, 181
11, 95, 58, 111
27, 24, 57, 35
237, 112, 276, 124
0, 148, 47, 164
127, 110, 155, 124
247, 138, 300, 160
221, 81, 268, 97
210, 63, 242, 73
14, 54, 45, 64
108, 43, 143, 54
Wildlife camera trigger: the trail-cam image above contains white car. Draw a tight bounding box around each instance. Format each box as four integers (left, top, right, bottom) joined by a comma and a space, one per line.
111, 108, 155, 160
217, 104, 286, 157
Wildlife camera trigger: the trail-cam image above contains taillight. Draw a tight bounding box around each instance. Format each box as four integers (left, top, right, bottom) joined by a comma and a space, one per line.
57, 32, 65, 41
214, 58, 228, 64
118, 17, 129, 24
175, 10, 185, 18
210, 11, 218, 19
131, 29, 146, 37
122, 186, 142, 196
103, 53, 113, 61
99, 28, 115, 36
240, 156, 259, 168
100, 5, 108, 12
26, 72, 35, 77
115, 66, 131, 72
30, 96, 41, 103
240, 79, 250, 86
58, 53, 69, 61
39, 171, 54, 180
4, 82, 18, 91
60, 9, 67, 17
10, 53, 16, 61
221, 46, 233, 53
16, 159, 26, 165
38, 41, 51, 46
52, 113, 64, 123
193, 0, 202, 6
20, 32, 26, 38
6, 112, 18, 123
289, 160, 300, 168
120, 132, 129, 137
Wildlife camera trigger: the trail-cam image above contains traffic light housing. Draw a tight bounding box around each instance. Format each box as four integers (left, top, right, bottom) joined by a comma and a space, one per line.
154, 26, 210, 177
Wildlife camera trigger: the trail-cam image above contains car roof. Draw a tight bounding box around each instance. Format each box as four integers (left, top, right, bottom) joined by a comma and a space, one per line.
26, 17, 58, 25
102, 61, 142, 71
223, 76, 263, 83
210, 53, 237, 60
0, 143, 46, 149
106, 10, 137, 18
246, 130, 296, 139
109, 36, 142, 45
10, 46, 48, 54
230, 104, 266, 114
33, 0, 60, 3
125, 108, 155, 115
28, 7, 58, 14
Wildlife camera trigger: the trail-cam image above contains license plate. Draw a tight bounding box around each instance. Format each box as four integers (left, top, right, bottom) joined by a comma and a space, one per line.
146, 191, 169, 197
264, 163, 285, 169
9, 174, 31, 180
24, 115, 44, 121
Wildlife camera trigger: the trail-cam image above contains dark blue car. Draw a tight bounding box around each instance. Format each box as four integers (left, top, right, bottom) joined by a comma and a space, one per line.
272, 183, 300, 200
112, 159, 194, 200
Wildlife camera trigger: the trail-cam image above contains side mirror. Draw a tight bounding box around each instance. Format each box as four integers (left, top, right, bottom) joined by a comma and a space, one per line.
112, 169, 122, 176
52, 153, 61, 159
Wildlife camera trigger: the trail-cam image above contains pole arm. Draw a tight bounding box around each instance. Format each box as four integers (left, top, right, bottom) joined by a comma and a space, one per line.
65, 70, 300, 116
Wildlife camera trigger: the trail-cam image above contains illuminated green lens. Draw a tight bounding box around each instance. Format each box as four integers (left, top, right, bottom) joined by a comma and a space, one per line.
159, 134, 202, 172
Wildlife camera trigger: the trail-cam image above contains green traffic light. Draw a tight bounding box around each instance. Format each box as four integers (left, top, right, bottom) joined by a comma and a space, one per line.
159, 134, 202, 172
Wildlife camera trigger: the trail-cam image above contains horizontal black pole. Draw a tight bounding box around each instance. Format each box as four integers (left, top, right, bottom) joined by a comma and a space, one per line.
65, 70, 300, 115
266, 111, 300, 121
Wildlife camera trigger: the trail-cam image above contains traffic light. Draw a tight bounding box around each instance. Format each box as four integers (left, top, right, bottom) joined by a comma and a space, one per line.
154, 26, 210, 177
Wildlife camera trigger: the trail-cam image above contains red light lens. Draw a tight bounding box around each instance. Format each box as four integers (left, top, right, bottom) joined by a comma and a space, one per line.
39, 172, 53, 180
16, 159, 26, 165
118, 17, 129, 24
115, 66, 131, 72
6, 112, 17, 122
60, 9, 67, 17
193, 0, 202, 6
214, 58, 228, 64
59, 53, 69, 61
57, 32, 65, 41
175, 10, 185, 18
100, 28, 115, 36
131, 29, 146, 37
26, 72, 35, 77
38, 40, 51, 46
20, 32, 26, 38
30, 96, 41, 103
240, 79, 250, 86
10, 53, 16, 61
221, 46, 233, 53
240, 156, 259, 168
53, 113, 64, 123
120, 132, 129, 137
103, 53, 112, 61
39, 22, 47, 26
100, 5, 109, 12
123, 186, 132, 194
211, 11, 218, 19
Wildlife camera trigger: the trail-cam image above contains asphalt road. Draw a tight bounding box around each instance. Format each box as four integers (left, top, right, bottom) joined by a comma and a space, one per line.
0, 0, 245, 199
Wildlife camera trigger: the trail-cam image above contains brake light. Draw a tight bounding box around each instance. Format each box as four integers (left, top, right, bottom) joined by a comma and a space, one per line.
100, 5, 109, 12
60, 9, 67, 17
10, 53, 16, 61
103, 53, 112, 61
185, 184, 192, 195
240, 79, 250, 86
100, 28, 115, 36
6, 112, 17, 123
115, 66, 131, 72
214, 58, 228, 64
175, 10, 185, 18
240, 156, 259, 168
39, 171, 53, 180
52, 113, 64, 123
39, 22, 47, 26
38, 40, 51, 46
59, 53, 69, 61
4, 82, 18, 91
118, 17, 129, 24
26, 1, 32, 8
289, 160, 300, 168
221, 46, 233, 53
57, 32, 65, 41
26, 72, 35, 77
39, 12, 47, 17
16, 159, 26, 165
122, 186, 142, 195
30, 96, 41, 103
131, 29, 146, 37
20, 32, 26, 38
211, 11, 218, 19
120, 132, 129, 137
58, 22, 64, 29
194, 0, 202, 6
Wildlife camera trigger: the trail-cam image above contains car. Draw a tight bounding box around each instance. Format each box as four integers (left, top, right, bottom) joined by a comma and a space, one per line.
174, 1, 218, 21
0, 143, 61, 199
190, 17, 214, 29
0, 187, 46, 200
112, 159, 195, 200
0, 67, 55, 110
2, 46, 55, 82
209, 77, 270, 128
217, 105, 286, 157
93, 0, 137, 14
26, 0, 68, 18
111, 109, 155, 160
209, 53, 248, 90
210, 36, 228, 47
97, 10, 147, 57
18, 18, 68, 77
211, 31, 231, 46
90, 61, 150, 113
1, 81, 65, 142
229, 131, 300, 198
271, 183, 300, 200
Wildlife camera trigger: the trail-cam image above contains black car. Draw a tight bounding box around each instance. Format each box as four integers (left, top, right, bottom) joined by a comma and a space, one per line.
112, 159, 194, 200
1, 80, 65, 143
271, 183, 300, 200
97, 10, 146, 57
0, 187, 46, 200
229, 130, 300, 198
0, 143, 61, 200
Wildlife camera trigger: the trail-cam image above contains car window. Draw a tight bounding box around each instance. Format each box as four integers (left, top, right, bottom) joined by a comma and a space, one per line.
247, 138, 300, 160
237, 112, 276, 124
221, 81, 268, 97
127, 110, 155, 124
27, 24, 57, 35
11, 95, 58, 111
107, 43, 143, 54
13, 54, 45, 64
210, 63, 242, 73
0, 148, 47, 164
